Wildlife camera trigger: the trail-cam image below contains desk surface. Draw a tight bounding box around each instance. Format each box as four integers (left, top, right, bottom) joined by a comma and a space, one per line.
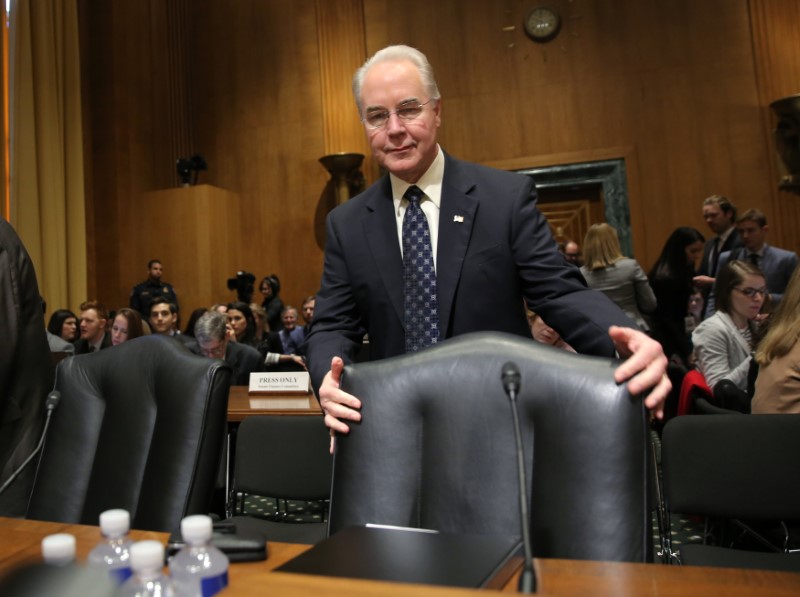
227, 385, 321, 421
2, 517, 799, 596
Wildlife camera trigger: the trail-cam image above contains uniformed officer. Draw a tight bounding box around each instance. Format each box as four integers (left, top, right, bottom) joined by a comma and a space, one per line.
130, 259, 179, 318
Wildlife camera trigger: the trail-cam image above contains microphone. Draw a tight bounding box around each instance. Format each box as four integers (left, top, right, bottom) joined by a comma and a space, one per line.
0, 391, 61, 497
501, 362, 536, 594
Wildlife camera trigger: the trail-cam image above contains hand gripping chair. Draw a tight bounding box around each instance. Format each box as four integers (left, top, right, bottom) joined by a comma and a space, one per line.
328, 331, 651, 562
26, 335, 232, 532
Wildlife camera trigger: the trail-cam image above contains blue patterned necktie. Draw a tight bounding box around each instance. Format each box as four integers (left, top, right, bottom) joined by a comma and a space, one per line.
403, 185, 440, 352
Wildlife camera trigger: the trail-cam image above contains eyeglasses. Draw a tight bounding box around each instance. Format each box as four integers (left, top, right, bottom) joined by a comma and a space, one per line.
734, 286, 768, 298
362, 98, 435, 130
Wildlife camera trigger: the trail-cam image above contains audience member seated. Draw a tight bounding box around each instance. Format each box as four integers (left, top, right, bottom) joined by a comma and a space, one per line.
110, 307, 148, 346
210, 303, 228, 314
249, 303, 269, 343
183, 307, 208, 338
527, 309, 575, 352
227, 301, 260, 347
148, 298, 193, 347
193, 310, 262, 385
301, 295, 315, 335
47, 308, 78, 343
279, 306, 305, 355
648, 227, 705, 369
562, 239, 582, 267
753, 266, 800, 413
580, 223, 656, 332
73, 300, 112, 354
259, 274, 284, 332
692, 260, 765, 412
43, 303, 74, 354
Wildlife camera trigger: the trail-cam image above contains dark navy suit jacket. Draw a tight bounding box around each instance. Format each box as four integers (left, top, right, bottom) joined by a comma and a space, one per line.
305, 153, 634, 391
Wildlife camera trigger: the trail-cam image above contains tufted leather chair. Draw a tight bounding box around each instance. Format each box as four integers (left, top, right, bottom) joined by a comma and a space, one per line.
329, 331, 650, 562
26, 335, 231, 532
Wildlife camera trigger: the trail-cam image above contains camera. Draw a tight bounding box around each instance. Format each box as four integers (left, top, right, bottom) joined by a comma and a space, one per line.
227, 271, 256, 304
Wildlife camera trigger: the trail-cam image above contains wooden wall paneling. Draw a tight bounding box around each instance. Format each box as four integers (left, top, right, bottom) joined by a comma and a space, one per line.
749, 0, 800, 254
187, 0, 329, 310
80, 0, 799, 314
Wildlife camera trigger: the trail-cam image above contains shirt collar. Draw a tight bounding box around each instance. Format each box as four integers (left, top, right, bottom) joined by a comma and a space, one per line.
389, 145, 444, 213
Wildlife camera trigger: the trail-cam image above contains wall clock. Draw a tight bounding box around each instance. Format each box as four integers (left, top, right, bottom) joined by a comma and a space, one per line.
524, 6, 561, 42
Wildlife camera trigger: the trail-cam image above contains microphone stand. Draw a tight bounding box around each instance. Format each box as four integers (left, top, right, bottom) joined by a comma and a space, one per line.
502, 363, 536, 593
0, 392, 60, 497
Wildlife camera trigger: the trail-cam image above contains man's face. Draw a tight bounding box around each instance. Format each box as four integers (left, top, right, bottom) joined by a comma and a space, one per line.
198, 336, 228, 360
737, 220, 768, 252
148, 262, 163, 281
564, 242, 581, 265
360, 60, 441, 184
149, 303, 175, 334
282, 309, 298, 331
702, 204, 732, 236
302, 300, 315, 325
79, 309, 106, 343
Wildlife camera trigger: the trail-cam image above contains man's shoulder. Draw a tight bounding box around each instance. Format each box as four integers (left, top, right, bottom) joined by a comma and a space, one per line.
766, 244, 798, 262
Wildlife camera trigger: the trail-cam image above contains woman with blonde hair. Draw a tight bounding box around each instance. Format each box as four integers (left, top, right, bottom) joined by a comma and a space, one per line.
752, 266, 800, 413
580, 223, 656, 332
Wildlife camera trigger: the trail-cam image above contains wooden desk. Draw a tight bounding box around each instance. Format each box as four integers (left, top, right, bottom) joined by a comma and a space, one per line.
227, 386, 321, 422
3, 517, 800, 596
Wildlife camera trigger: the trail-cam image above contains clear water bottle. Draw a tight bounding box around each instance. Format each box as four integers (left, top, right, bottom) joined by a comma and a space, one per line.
88, 508, 134, 584
118, 540, 175, 597
169, 515, 229, 597
41, 533, 76, 565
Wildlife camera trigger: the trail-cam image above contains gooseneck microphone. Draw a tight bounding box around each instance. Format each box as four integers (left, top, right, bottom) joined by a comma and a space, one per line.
0, 391, 61, 497
501, 362, 536, 594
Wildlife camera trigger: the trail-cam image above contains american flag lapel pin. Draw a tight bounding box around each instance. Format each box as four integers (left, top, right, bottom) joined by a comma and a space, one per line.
453, 215, 464, 223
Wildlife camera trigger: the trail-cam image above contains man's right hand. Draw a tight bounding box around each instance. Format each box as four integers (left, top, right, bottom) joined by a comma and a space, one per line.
692, 275, 714, 288
319, 356, 362, 452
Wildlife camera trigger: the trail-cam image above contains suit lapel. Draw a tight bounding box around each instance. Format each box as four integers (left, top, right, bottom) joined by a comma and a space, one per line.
437, 157, 479, 336
363, 177, 404, 325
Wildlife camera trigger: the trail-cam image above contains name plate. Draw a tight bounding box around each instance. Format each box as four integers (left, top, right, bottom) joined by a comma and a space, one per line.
249, 372, 310, 394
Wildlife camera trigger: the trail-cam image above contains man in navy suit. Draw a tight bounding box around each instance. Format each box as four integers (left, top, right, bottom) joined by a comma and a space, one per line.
708, 208, 798, 313
306, 45, 670, 438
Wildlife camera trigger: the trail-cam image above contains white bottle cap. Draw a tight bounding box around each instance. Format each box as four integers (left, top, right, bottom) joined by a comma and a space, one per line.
42, 533, 76, 565
180, 514, 213, 545
129, 540, 165, 572
99, 509, 130, 538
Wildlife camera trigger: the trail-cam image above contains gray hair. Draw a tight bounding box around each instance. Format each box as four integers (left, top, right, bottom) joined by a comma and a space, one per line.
352, 45, 441, 114
194, 310, 227, 344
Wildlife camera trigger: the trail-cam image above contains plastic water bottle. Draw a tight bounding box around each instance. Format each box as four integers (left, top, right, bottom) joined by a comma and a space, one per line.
118, 540, 174, 597
88, 508, 134, 584
41, 533, 76, 565
169, 515, 229, 597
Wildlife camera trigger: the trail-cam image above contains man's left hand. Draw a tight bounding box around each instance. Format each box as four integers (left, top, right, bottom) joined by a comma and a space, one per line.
608, 325, 670, 419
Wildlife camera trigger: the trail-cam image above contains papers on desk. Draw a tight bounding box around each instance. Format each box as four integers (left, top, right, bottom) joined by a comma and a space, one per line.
248, 397, 312, 410
276, 525, 521, 589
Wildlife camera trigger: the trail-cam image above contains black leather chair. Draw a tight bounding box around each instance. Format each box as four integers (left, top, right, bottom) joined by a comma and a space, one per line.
26, 335, 232, 532
329, 331, 651, 562
229, 415, 332, 544
662, 414, 800, 571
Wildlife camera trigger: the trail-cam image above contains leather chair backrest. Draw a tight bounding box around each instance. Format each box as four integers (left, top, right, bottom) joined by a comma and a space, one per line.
26, 335, 231, 532
663, 414, 800, 520
329, 331, 650, 562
